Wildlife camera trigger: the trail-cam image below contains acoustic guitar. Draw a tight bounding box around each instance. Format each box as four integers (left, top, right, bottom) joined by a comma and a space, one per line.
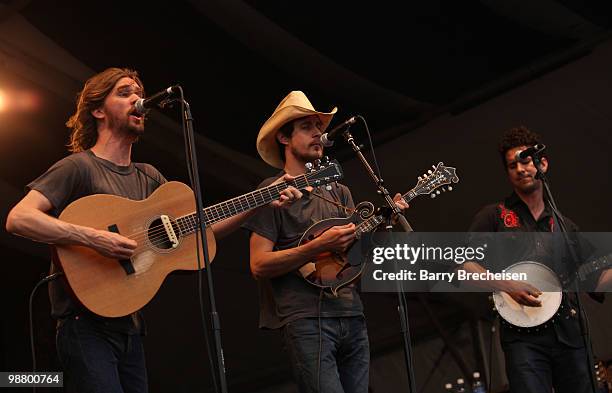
54, 159, 343, 317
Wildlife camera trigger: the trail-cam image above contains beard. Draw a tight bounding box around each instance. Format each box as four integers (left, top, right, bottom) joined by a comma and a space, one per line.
107, 111, 144, 136
289, 144, 323, 164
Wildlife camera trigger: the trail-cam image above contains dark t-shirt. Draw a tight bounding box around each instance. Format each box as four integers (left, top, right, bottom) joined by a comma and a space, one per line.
27, 150, 166, 333
242, 174, 364, 329
468, 192, 592, 348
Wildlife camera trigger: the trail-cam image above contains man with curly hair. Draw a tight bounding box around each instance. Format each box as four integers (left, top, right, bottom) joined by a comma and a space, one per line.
463, 126, 611, 393
5, 68, 301, 392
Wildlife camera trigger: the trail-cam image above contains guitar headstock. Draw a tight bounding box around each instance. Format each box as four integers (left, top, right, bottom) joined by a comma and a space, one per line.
412, 162, 459, 199
304, 156, 344, 188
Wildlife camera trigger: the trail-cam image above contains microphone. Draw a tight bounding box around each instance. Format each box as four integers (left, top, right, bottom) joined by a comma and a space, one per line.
515, 144, 546, 161
320, 116, 357, 147
134, 85, 180, 115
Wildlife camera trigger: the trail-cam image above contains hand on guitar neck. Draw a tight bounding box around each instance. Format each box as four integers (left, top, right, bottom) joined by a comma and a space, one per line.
389, 193, 410, 225
268, 174, 303, 209
210, 174, 303, 239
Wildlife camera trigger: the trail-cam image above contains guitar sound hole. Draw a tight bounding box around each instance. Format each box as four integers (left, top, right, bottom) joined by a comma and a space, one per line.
148, 217, 180, 251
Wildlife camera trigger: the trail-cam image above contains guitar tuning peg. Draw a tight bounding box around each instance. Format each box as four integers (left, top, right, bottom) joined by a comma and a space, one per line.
431, 194, 436, 199
441, 188, 446, 192
322, 156, 330, 164
325, 184, 332, 191
305, 162, 313, 171
422, 174, 427, 178
436, 190, 440, 195
432, 165, 436, 170
418, 176, 423, 181
448, 186, 453, 191
427, 170, 433, 175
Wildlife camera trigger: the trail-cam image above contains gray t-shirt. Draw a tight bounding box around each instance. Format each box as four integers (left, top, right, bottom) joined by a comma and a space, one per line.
242, 174, 364, 329
27, 150, 166, 333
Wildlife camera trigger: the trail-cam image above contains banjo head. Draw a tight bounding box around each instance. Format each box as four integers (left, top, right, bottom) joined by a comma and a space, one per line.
492, 261, 563, 328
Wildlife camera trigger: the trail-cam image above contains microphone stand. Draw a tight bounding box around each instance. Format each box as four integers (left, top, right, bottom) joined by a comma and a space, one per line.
532, 154, 597, 393
181, 98, 228, 393
340, 128, 417, 393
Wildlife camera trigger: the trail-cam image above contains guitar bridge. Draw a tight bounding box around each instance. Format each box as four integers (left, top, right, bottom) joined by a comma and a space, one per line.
107, 224, 135, 275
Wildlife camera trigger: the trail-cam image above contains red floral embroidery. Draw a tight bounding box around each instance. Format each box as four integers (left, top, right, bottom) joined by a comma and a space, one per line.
549, 217, 554, 232
499, 204, 520, 228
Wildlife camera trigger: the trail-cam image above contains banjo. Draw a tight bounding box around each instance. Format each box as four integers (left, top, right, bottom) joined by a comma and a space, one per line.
493, 254, 611, 328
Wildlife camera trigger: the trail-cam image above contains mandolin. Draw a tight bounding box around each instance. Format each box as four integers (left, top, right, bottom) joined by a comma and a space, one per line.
297, 162, 459, 295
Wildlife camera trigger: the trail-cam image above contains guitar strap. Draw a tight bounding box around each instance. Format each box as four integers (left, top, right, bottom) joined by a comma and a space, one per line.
135, 164, 164, 187
309, 190, 355, 215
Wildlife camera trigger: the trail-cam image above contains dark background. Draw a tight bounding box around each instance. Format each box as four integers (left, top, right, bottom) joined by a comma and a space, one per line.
1, 1, 612, 392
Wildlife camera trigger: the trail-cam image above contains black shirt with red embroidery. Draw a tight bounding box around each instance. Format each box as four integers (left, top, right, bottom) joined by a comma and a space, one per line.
469, 192, 572, 233
469, 192, 599, 348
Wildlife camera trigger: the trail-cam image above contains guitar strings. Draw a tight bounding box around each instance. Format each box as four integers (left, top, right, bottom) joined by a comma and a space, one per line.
139, 198, 378, 254
122, 177, 310, 240
115, 175, 319, 254
127, 171, 440, 257
126, 181, 307, 244
129, 211, 241, 253
139, 208, 375, 255
135, 167, 436, 250
133, 171, 428, 251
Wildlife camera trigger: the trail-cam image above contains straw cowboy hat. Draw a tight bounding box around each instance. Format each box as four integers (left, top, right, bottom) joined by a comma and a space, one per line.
257, 91, 337, 168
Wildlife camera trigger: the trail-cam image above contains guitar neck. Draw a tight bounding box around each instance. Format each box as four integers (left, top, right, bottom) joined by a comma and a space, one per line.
579, 254, 612, 280
356, 215, 385, 236
355, 188, 419, 236
402, 187, 420, 204
176, 175, 310, 235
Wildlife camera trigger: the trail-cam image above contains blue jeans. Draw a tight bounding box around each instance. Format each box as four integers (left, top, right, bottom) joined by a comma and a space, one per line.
281, 316, 370, 393
56, 315, 148, 393
503, 339, 591, 393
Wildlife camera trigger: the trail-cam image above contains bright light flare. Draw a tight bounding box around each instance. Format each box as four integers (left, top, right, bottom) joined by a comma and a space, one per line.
0, 87, 41, 113
0, 89, 5, 112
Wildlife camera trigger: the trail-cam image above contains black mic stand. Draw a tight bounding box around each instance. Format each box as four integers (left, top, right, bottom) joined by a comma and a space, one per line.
180, 97, 228, 393
531, 155, 598, 393
340, 128, 418, 393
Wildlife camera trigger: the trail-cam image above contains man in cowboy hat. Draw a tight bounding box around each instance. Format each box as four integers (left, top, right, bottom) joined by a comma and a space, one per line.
243, 91, 408, 393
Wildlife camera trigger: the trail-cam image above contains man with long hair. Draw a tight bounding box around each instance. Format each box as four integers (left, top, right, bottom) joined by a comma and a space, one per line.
6, 67, 301, 392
